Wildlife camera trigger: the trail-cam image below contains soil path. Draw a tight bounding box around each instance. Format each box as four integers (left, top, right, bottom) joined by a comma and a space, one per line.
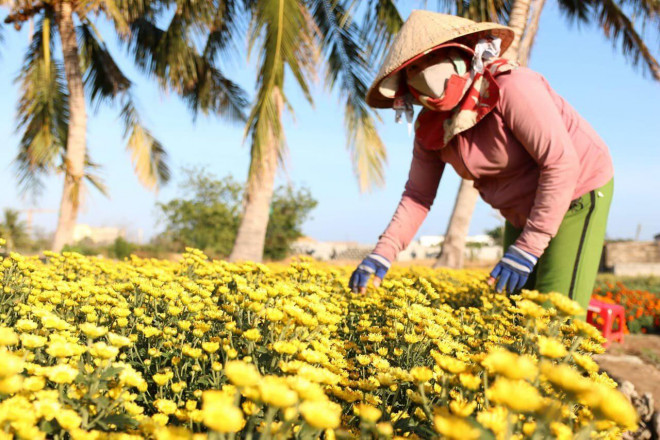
595, 334, 660, 410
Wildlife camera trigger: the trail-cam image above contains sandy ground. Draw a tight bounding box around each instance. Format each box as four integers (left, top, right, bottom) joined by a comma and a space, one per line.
596, 334, 660, 410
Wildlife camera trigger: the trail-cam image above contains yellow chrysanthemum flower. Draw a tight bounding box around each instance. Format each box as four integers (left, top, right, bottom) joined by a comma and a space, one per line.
410, 366, 433, 383
299, 400, 341, 429
355, 403, 382, 423
433, 411, 481, 440
46, 364, 79, 384
482, 348, 538, 380
259, 376, 298, 408
225, 360, 261, 387
79, 323, 108, 339
202, 391, 245, 433
486, 378, 545, 412
0, 327, 19, 346
537, 336, 568, 358
450, 397, 478, 417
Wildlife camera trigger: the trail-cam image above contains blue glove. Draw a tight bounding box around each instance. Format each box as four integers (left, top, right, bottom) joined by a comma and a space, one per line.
349, 253, 391, 293
490, 245, 538, 293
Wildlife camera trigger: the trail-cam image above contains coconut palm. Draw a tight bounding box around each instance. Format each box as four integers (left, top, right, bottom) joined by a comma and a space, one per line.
2, 0, 247, 252
0, 209, 30, 251
227, 0, 404, 262
435, 0, 659, 269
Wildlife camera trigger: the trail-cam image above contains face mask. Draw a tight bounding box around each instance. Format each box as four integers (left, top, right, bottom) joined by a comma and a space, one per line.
406, 60, 456, 98
408, 73, 469, 111
406, 50, 469, 112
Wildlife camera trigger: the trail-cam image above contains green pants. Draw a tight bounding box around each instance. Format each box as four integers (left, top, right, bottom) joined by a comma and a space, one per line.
503, 179, 613, 312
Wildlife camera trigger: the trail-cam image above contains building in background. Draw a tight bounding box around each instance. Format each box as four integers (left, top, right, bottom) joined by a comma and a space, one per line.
72, 224, 126, 246
603, 237, 660, 276
291, 234, 502, 263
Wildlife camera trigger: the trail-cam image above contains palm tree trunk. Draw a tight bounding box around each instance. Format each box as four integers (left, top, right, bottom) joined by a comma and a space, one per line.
434, 179, 479, 269
503, 0, 532, 60
52, 1, 87, 252
229, 90, 282, 263
518, 0, 546, 66
434, 0, 533, 269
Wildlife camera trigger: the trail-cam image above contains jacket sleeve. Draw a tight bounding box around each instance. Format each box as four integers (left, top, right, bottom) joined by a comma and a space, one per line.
372, 141, 445, 261
498, 70, 580, 257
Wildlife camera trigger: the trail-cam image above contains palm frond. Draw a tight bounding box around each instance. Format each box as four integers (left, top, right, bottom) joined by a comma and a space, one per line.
440, 1, 512, 23
471, 0, 512, 22
76, 0, 130, 35
344, 100, 387, 191
557, 0, 595, 24
308, 0, 387, 190
125, 18, 165, 74
77, 22, 132, 108
54, 152, 110, 197
128, 13, 250, 121
589, 0, 660, 80
83, 154, 109, 196
617, 0, 660, 18
120, 96, 171, 191
559, 0, 660, 81
182, 61, 249, 121
14, 13, 69, 196
245, 0, 316, 173
171, 0, 216, 31
360, 0, 403, 64
203, 0, 243, 64
114, 0, 162, 23
128, 16, 200, 92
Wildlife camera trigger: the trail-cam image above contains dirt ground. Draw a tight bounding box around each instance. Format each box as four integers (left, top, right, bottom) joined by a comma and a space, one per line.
595, 334, 660, 410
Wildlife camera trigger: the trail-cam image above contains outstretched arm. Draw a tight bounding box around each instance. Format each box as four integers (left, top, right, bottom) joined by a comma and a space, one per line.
350, 141, 445, 293
372, 141, 446, 262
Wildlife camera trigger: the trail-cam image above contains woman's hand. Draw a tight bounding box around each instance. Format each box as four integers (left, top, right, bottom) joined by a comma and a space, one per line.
489, 245, 538, 293
349, 254, 391, 293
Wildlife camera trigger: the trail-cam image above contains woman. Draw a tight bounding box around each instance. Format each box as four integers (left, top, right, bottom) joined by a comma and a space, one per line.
349, 10, 614, 312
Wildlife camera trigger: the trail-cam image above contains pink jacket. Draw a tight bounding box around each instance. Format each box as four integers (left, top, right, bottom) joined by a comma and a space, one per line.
373, 67, 613, 261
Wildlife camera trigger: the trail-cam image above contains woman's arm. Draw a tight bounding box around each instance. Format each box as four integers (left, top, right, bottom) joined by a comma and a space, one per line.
498, 70, 581, 257
372, 141, 446, 261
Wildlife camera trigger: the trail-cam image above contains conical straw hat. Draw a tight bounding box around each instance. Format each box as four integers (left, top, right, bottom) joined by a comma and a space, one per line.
366, 10, 514, 108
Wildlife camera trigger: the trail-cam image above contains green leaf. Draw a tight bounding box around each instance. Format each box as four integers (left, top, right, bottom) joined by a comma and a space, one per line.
39, 419, 58, 435
94, 396, 111, 407
100, 366, 125, 380
95, 413, 138, 430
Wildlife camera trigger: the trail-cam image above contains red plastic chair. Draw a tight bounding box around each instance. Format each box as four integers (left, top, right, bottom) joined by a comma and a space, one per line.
586, 298, 625, 347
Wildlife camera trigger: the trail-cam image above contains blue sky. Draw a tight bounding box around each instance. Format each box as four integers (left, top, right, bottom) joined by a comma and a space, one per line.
1, 2, 659, 246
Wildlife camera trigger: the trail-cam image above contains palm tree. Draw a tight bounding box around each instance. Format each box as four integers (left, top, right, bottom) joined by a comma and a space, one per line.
435, 0, 659, 269
0, 209, 30, 251
2, 0, 247, 252
226, 0, 403, 262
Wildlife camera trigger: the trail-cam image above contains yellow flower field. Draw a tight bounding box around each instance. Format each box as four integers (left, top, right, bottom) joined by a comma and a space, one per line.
0, 246, 638, 439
